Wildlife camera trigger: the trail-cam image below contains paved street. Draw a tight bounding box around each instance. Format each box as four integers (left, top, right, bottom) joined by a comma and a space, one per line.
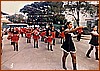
1, 35, 99, 70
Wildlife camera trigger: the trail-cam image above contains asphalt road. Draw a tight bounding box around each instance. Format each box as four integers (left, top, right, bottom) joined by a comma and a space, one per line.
1, 35, 99, 70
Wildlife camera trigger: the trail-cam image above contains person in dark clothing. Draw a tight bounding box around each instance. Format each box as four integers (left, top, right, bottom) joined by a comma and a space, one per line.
26, 29, 31, 43
20, 27, 24, 37
86, 26, 99, 60
51, 26, 56, 45
61, 22, 83, 70
1, 36, 3, 55
46, 25, 51, 37
77, 28, 83, 41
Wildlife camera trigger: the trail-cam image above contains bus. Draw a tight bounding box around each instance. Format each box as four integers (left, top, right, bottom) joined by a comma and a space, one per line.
6, 23, 28, 28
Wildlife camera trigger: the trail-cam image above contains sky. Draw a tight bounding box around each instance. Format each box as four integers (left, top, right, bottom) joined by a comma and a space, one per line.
1, 1, 39, 15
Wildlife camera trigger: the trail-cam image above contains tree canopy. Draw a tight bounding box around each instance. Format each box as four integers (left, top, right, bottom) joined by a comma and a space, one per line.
19, 1, 98, 26
7, 14, 25, 23
20, 1, 66, 24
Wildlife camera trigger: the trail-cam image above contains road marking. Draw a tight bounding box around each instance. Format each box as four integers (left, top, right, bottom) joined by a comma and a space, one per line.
10, 63, 14, 68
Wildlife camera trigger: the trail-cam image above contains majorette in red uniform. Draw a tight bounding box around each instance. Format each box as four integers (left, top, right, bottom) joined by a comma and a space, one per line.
11, 28, 19, 51
21, 27, 26, 37
15, 27, 20, 33
40, 28, 46, 42
47, 30, 53, 51
20, 27, 24, 37
32, 27, 40, 48
26, 28, 31, 43
59, 27, 65, 44
47, 35, 53, 43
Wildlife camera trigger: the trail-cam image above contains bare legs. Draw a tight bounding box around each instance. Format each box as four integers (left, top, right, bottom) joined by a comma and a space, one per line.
62, 51, 77, 70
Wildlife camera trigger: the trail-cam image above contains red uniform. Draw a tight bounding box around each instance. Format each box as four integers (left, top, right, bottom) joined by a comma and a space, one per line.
20, 28, 24, 33
33, 30, 40, 40
60, 31, 65, 38
11, 34, 19, 42
47, 31, 53, 43
47, 36, 53, 43
51, 31, 56, 38
26, 32, 31, 39
77, 28, 83, 34
16, 28, 19, 32
23, 28, 27, 34
40, 31, 46, 37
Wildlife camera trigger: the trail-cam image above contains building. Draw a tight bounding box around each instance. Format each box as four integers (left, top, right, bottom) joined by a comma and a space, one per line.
64, 1, 99, 30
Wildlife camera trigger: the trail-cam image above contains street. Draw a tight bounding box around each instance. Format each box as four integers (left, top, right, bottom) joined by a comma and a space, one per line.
1, 35, 99, 70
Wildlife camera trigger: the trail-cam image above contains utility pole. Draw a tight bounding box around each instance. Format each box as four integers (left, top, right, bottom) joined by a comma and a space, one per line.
76, 1, 80, 26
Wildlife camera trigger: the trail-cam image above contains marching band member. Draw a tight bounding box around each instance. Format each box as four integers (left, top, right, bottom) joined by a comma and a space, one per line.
20, 27, 24, 37
32, 27, 40, 48
60, 27, 65, 44
51, 26, 56, 45
26, 28, 32, 43
46, 25, 53, 51
47, 29, 53, 51
40, 28, 46, 42
11, 27, 20, 51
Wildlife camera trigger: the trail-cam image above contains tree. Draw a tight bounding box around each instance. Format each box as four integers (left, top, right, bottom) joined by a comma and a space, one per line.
48, 2, 65, 24
7, 14, 25, 23
19, 1, 66, 25
64, 1, 98, 26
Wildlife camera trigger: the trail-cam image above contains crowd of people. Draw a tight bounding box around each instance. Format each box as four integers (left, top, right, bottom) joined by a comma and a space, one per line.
4, 25, 58, 51
1, 21, 99, 70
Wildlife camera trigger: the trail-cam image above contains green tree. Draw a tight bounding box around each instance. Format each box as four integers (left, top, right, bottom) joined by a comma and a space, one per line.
48, 2, 65, 24
20, 1, 66, 25
7, 14, 25, 23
